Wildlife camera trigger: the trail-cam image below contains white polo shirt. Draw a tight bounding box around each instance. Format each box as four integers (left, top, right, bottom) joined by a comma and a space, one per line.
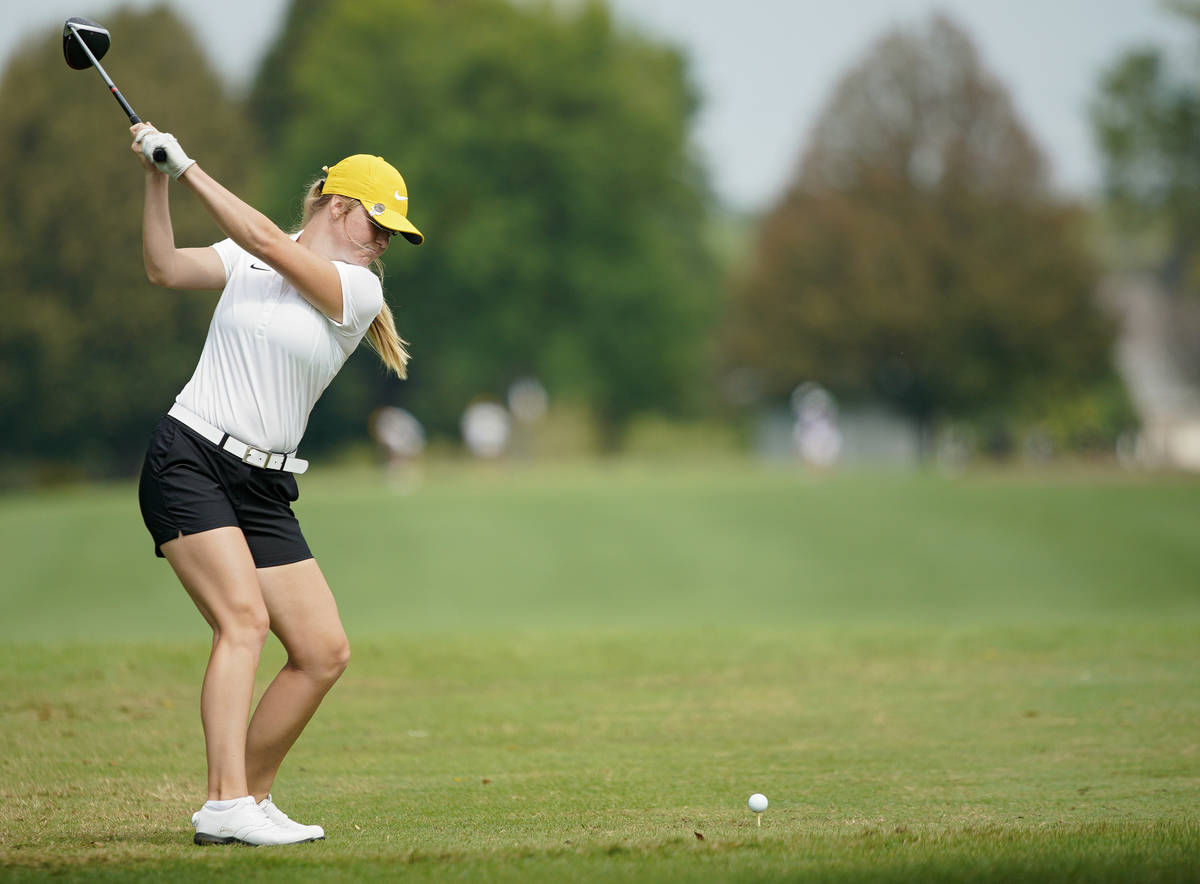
175, 235, 384, 453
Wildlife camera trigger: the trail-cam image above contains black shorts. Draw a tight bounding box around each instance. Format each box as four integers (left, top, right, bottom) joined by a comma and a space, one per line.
137, 415, 313, 568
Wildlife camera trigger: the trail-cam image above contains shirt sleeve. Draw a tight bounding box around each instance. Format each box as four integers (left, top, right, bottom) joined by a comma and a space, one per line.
329, 262, 385, 336
210, 238, 242, 282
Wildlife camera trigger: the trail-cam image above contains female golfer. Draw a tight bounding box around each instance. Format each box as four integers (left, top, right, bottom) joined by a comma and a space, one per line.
131, 122, 422, 845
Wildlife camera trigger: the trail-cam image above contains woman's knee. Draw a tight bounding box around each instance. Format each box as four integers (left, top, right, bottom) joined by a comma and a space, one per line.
330, 636, 351, 679
293, 633, 350, 685
213, 600, 271, 648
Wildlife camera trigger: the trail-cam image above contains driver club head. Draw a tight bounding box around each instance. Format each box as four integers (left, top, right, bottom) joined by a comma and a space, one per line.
63, 17, 110, 70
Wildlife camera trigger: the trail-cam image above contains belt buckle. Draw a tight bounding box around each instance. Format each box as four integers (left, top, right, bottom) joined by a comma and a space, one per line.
242, 448, 269, 468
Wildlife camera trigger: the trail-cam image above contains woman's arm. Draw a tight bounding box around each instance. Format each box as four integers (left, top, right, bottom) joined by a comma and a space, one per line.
175, 163, 347, 322
136, 124, 346, 320
133, 124, 225, 290
141, 170, 226, 289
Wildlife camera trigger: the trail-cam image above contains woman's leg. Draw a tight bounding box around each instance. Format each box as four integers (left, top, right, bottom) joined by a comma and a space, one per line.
244, 558, 350, 799
161, 527, 270, 801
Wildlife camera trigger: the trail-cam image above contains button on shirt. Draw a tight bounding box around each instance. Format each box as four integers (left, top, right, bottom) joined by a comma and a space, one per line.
175, 236, 384, 453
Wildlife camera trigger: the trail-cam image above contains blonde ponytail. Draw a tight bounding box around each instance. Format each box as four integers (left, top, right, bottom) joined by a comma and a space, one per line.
366, 299, 410, 379
299, 177, 410, 379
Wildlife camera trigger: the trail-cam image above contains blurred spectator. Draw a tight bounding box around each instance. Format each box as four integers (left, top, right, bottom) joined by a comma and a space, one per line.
370, 406, 425, 489
507, 377, 548, 460
791, 383, 842, 468
508, 377, 549, 424
462, 401, 512, 459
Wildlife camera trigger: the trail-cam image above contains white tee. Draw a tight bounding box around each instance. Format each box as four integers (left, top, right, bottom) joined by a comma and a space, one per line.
175, 236, 384, 453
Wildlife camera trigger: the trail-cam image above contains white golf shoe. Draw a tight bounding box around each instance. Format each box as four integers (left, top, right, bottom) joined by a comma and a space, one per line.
191, 795, 318, 846
258, 795, 325, 841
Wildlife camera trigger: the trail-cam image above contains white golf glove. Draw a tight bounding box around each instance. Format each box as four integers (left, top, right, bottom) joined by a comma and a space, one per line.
136, 127, 196, 179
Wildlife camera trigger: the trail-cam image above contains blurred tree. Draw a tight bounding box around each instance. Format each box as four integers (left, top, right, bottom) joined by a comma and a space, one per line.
1091, 0, 1200, 383
725, 15, 1123, 446
1092, 1, 1200, 290
249, 0, 718, 448
0, 7, 257, 478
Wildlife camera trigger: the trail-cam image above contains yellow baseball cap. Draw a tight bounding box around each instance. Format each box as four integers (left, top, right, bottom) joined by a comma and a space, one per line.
323, 154, 424, 245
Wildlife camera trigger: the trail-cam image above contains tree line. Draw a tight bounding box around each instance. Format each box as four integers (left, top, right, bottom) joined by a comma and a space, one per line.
0, 1, 1175, 479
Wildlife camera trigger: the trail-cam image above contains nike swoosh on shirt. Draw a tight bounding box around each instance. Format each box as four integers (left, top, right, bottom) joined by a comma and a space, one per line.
250, 263, 271, 271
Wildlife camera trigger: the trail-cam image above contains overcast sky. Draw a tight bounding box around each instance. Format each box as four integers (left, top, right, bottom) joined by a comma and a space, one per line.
6, 0, 1191, 211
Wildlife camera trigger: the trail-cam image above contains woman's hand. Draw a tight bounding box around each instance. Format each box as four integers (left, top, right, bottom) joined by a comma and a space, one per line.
130, 122, 162, 174
130, 123, 195, 179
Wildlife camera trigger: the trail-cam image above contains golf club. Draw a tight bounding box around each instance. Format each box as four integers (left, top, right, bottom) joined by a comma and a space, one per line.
62, 16, 166, 163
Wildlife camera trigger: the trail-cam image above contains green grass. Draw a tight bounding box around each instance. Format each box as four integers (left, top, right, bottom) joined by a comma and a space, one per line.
1, 463, 1198, 880
3, 463, 1198, 641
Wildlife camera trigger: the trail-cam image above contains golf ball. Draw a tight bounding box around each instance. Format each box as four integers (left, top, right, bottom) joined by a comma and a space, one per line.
748, 793, 768, 813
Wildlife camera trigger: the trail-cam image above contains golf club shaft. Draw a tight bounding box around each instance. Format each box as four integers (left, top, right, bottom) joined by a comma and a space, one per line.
67, 23, 166, 162
67, 24, 138, 122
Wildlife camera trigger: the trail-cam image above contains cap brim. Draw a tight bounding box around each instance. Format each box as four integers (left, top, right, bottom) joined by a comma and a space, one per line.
362, 201, 423, 245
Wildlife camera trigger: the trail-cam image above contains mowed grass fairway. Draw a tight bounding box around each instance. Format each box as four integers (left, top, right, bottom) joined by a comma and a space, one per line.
1, 463, 1198, 881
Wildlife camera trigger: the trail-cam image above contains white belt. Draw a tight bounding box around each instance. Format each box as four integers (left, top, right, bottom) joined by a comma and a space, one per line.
167, 403, 309, 474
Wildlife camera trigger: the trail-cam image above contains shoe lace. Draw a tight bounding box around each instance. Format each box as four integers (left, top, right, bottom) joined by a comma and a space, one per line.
260, 797, 295, 826
242, 808, 277, 833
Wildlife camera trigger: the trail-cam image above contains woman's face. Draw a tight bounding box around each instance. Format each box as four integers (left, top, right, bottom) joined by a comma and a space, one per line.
334, 198, 394, 264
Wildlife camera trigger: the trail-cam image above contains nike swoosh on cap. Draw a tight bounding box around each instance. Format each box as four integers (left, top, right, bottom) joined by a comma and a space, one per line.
394, 191, 407, 202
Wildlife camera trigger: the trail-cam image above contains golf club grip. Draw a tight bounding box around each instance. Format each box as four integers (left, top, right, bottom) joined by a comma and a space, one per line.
128, 112, 166, 162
